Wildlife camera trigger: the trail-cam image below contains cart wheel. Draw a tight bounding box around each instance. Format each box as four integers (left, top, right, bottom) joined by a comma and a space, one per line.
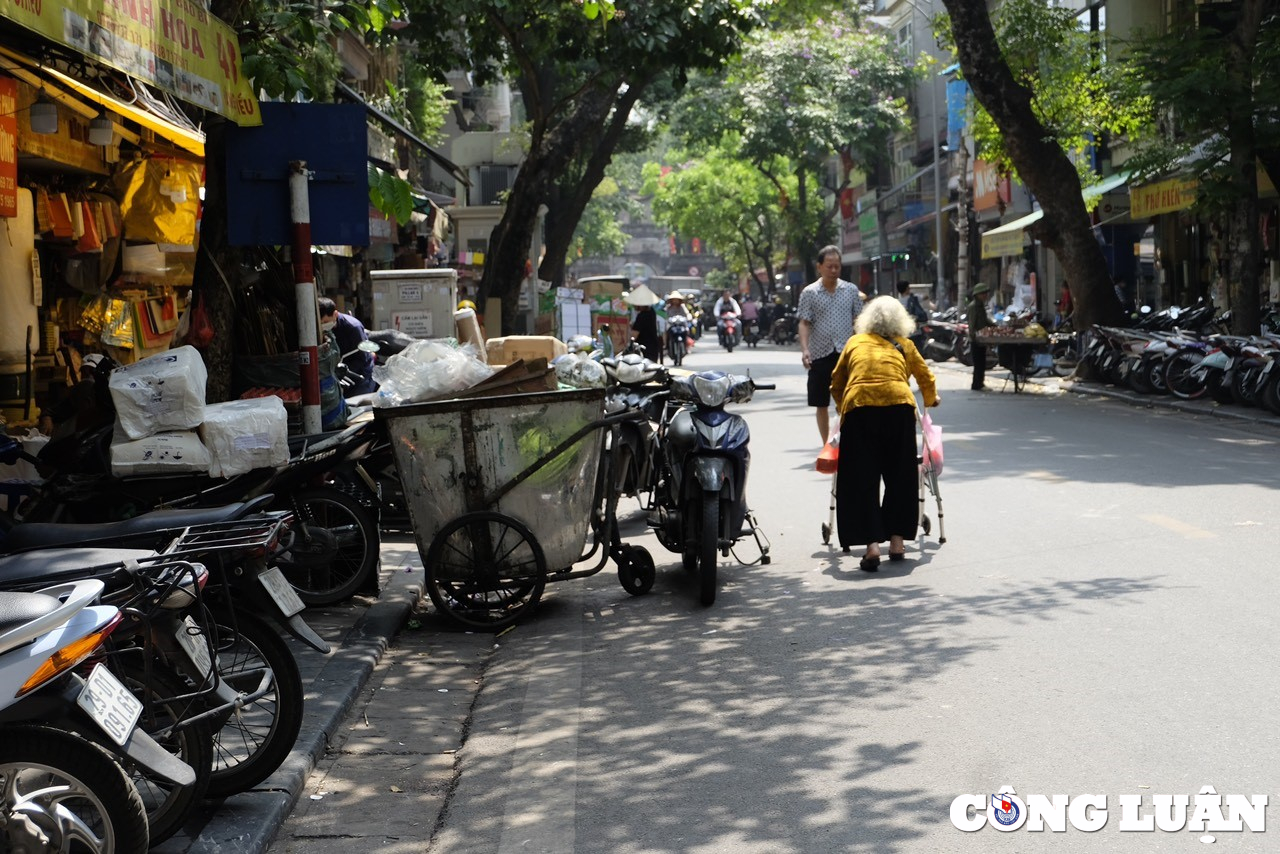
617, 545, 656, 596
921, 515, 932, 536
821, 522, 831, 544
424, 511, 547, 630
681, 549, 697, 573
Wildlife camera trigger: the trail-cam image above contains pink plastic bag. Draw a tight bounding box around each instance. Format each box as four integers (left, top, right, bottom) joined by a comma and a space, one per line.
920, 410, 943, 474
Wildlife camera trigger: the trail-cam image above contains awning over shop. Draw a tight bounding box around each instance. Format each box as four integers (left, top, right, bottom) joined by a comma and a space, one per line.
0, 45, 205, 157
890, 202, 958, 233
980, 171, 1131, 259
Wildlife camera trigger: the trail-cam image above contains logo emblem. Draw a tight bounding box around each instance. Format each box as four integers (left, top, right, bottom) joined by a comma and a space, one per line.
991, 793, 1021, 826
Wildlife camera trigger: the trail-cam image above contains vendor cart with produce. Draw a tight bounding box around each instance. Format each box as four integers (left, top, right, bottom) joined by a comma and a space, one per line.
975, 320, 1052, 392
374, 385, 654, 628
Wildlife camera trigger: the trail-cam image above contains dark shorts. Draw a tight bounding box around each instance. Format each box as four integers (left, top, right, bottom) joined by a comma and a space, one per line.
807, 351, 839, 407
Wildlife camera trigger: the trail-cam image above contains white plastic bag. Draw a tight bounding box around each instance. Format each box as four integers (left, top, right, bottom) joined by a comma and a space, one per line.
110, 430, 211, 476
372, 340, 495, 406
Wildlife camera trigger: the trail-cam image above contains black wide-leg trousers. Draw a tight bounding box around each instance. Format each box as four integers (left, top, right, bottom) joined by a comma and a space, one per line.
836, 404, 919, 549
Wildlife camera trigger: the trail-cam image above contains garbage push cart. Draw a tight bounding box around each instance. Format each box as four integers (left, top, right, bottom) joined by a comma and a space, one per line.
375, 387, 653, 628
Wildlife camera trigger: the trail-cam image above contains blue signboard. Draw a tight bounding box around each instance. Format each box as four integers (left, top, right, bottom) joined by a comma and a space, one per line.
946, 79, 970, 151
225, 103, 369, 247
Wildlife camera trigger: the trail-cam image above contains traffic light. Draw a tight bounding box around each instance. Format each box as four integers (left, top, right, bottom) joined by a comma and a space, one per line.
889, 252, 911, 263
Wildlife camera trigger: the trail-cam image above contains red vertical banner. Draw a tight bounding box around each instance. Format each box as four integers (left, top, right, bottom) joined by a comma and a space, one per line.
0, 78, 17, 218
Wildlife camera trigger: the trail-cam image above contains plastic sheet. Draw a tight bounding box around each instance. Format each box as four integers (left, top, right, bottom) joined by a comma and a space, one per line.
200, 397, 289, 477
371, 340, 495, 407
551, 353, 606, 389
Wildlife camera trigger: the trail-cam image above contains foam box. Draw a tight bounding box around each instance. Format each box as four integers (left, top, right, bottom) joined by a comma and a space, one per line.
110, 430, 211, 476
485, 335, 567, 366
108, 345, 208, 440
199, 397, 290, 478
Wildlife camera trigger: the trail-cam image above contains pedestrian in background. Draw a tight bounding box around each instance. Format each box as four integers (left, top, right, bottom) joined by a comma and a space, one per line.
798, 245, 864, 444
897, 280, 929, 353
830, 296, 939, 571
319, 297, 375, 395
966, 283, 993, 391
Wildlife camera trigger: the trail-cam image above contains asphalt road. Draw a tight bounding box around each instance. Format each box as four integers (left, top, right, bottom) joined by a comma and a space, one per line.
278, 339, 1280, 853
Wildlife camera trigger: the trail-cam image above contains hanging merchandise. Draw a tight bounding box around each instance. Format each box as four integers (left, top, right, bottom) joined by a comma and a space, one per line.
115, 157, 202, 246
184, 289, 215, 349
100, 297, 135, 349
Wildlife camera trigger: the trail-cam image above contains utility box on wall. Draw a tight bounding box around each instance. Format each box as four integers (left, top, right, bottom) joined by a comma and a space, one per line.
370, 269, 458, 338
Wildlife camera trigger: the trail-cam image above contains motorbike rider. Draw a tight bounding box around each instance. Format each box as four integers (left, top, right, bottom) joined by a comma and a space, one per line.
665, 293, 692, 355
740, 294, 760, 344
713, 289, 742, 347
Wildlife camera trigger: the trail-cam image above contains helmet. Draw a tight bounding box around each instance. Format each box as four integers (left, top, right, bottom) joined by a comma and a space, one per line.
458, 299, 477, 312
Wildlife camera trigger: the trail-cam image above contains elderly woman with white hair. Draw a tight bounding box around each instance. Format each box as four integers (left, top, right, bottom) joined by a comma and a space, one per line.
830, 295, 940, 571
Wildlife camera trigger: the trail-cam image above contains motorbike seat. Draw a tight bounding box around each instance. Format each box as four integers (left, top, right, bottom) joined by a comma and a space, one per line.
0, 503, 253, 553
0, 591, 62, 638
0, 547, 155, 589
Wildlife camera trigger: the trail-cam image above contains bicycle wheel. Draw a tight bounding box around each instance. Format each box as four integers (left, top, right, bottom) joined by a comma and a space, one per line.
1164, 348, 1207, 400
424, 511, 547, 629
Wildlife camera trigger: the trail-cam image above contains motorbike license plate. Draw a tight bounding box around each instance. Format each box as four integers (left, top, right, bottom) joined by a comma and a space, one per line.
174, 615, 214, 678
76, 663, 143, 747
259, 566, 306, 617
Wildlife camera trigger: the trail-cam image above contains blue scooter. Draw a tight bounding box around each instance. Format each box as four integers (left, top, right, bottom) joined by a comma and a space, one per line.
648, 370, 773, 605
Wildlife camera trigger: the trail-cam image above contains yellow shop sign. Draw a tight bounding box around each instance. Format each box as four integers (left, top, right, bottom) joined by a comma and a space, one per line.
1130, 177, 1197, 219
0, 0, 260, 126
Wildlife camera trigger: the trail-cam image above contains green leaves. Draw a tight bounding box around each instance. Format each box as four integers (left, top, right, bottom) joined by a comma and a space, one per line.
368, 166, 415, 226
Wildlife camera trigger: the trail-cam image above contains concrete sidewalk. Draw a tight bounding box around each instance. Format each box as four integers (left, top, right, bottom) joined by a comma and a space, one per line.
152, 535, 485, 854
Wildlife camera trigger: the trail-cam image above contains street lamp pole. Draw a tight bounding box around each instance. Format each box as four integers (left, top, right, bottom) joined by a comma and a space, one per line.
911, 0, 946, 308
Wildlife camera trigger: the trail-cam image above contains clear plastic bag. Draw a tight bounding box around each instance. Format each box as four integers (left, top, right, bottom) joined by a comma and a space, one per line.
372, 340, 495, 407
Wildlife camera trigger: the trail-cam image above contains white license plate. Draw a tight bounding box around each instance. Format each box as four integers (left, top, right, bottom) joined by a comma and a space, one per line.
76, 664, 143, 747
259, 566, 305, 617
174, 616, 214, 678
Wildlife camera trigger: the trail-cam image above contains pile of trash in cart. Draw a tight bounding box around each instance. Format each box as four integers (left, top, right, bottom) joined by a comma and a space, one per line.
370, 334, 608, 408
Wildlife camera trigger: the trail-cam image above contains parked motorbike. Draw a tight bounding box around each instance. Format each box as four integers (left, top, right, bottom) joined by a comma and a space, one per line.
717, 311, 741, 352
17, 417, 382, 607
920, 308, 959, 362
646, 370, 773, 605
0, 577, 197, 852
601, 353, 667, 503
770, 308, 799, 345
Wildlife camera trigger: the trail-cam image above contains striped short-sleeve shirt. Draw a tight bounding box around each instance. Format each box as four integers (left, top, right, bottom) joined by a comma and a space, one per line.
797, 279, 863, 360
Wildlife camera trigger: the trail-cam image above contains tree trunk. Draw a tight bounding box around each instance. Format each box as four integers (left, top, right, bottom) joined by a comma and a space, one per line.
191, 117, 238, 403
942, 0, 1125, 329
540, 87, 645, 288
479, 85, 617, 333
1222, 0, 1264, 335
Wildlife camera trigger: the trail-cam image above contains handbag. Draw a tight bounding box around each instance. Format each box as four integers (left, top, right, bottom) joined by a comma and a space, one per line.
920, 409, 944, 475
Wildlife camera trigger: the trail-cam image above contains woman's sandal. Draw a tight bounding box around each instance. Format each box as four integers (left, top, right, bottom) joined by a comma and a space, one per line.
859, 555, 881, 572
888, 551, 906, 562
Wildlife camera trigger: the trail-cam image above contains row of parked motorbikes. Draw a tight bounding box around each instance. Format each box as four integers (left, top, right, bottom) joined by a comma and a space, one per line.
598, 349, 773, 606
0, 350, 418, 849
1071, 301, 1280, 412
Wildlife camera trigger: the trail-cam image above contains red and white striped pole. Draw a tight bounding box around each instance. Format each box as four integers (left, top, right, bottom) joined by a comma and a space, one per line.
290, 160, 322, 434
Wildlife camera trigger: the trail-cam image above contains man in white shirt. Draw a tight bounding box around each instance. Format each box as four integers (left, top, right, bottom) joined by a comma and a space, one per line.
797, 245, 864, 444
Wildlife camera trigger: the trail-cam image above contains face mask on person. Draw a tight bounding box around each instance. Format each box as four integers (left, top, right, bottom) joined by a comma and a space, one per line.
321, 320, 336, 332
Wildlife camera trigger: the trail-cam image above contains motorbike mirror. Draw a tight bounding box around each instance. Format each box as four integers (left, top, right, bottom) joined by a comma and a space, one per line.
358, 340, 381, 353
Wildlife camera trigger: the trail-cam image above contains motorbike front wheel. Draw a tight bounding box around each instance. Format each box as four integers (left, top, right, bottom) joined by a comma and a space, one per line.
699, 494, 720, 606
0, 727, 150, 853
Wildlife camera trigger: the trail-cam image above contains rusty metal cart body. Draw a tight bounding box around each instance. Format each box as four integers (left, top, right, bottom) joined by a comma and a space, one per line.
977, 334, 1051, 392
374, 387, 653, 628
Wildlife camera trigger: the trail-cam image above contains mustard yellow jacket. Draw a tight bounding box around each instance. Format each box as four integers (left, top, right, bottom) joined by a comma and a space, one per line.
830, 333, 939, 415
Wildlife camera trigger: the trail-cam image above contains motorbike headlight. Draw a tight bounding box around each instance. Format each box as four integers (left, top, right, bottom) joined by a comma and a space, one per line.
692, 373, 732, 407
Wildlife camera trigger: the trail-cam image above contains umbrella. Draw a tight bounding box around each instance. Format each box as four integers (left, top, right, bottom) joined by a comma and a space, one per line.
623, 284, 660, 307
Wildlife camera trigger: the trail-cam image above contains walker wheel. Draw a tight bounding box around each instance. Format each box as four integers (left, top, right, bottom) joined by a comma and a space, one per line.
821, 523, 831, 544
922, 516, 932, 536
617, 545, 656, 596
761, 554, 771, 565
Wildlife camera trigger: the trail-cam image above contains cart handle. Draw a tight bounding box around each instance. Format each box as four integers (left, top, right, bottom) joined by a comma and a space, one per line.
482, 409, 647, 509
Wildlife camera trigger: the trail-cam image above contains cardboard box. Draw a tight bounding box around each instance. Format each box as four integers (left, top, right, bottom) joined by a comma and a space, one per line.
557, 303, 593, 340
582, 280, 624, 299
485, 335, 568, 366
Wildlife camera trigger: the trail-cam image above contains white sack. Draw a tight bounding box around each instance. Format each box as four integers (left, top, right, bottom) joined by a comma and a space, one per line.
108, 345, 208, 440
199, 397, 289, 478
110, 430, 211, 476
